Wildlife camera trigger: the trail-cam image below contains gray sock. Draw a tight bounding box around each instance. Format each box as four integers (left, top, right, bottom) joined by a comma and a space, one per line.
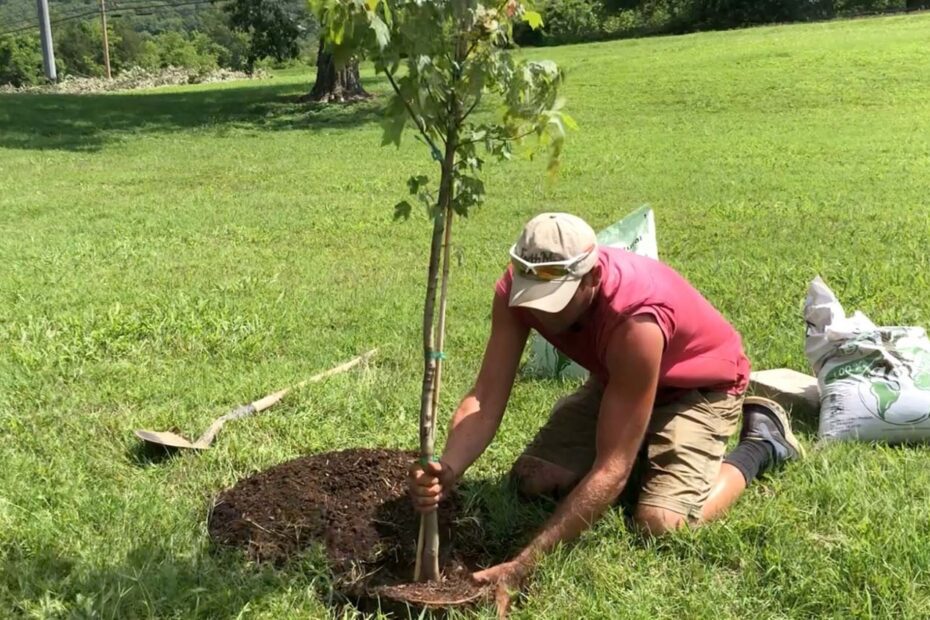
724, 439, 775, 484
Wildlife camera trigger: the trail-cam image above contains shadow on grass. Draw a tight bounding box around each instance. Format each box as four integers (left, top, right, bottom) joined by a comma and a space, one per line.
126, 440, 186, 467
0, 77, 385, 153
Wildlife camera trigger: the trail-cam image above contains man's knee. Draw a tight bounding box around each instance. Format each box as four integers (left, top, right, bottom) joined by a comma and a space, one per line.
509, 455, 578, 499
633, 505, 690, 537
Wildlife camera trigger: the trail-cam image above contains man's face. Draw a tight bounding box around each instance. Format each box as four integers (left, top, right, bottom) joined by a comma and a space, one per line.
528, 270, 598, 335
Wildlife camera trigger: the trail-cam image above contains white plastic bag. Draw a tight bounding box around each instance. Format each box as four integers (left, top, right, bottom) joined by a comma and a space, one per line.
522, 205, 658, 380
805, 276, 930, 442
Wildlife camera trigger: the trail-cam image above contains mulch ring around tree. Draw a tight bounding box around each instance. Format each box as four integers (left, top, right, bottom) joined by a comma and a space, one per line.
208, 448, 494, 613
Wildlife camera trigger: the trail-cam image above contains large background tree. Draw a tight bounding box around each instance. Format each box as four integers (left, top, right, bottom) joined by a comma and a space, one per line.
224, 0, 368, 102
306, 39, 367, 102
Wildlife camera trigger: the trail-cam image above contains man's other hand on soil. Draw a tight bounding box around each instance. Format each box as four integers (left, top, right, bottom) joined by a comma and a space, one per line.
472, 558, 530, 619
407, 460, 456, 513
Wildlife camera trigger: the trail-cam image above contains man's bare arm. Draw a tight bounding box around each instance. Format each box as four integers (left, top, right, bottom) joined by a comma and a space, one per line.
512, 315, 663, 564
440, 293, 529, 478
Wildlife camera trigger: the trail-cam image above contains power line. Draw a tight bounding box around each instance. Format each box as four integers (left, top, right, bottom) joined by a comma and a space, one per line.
0, 8, 97, 35
0, 1, 101, 31
0, 0, 221, 36
0, 1, 98, 34
106, 0, 225, 18
0, 0, 223, 35
110, 0, 213, 8
0, 6, 41, 29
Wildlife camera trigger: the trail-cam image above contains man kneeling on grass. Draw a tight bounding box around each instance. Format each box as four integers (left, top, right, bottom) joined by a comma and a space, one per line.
408, 212, 803, 601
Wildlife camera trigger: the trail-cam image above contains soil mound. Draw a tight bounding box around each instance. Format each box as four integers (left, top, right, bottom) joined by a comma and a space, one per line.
208, 448, 491, 610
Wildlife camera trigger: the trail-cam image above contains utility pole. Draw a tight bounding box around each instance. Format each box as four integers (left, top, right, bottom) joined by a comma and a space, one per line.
35, 0, 57, 82
100, 0, 112, 79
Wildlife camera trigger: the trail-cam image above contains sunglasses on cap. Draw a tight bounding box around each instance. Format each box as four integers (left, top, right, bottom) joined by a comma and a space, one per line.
509, 244, 595, 281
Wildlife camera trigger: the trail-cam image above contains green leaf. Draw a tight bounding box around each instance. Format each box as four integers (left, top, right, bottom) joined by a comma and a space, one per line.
407, 175, 429, 195
380, 94, 407, 147
369, 13, 391, 50
381, 0, 393, 27
547, 115, 566, 139
561, 111, 579, 131
452, 174, 486, 217
523, 10, 543, 30
330, 19, 346, 46
393, 200, 412, 221
308, 0, 326, 18
381, 113, 406, 147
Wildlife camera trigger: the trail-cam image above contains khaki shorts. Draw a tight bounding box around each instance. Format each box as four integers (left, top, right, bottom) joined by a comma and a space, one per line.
521, 378, 743, 520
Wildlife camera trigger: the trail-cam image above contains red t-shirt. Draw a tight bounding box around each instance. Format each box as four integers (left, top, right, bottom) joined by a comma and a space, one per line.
496, 247, 750, 398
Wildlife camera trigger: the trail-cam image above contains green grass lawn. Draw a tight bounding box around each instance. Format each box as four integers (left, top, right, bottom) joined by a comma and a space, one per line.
3, 12, 930, 619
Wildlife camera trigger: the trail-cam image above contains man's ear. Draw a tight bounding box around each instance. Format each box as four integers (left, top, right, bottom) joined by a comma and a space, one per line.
587, 265, 602, 287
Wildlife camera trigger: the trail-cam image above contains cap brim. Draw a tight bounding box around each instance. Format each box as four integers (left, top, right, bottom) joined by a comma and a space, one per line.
509, 272, 582, 313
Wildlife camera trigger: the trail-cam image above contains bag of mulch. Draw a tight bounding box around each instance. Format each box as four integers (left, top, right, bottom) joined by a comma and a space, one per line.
522, 205, 658, 380
804, 276, 930, 442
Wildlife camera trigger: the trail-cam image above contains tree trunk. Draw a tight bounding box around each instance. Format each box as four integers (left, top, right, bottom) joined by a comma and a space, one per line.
306, 41, 369, 103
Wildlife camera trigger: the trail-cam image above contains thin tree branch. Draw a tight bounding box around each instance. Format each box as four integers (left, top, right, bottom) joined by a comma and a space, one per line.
464, 39, 480, 62
384, 70, 447, 154
460, 93, 482, 123
455, 37, 484, 121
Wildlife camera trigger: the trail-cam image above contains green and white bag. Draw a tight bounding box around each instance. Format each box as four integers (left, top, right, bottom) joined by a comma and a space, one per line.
521, 205, 658, 380
805, 276, 930, 442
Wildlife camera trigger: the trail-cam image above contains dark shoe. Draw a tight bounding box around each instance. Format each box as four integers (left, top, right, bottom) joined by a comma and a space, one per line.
740, 396, 805, 465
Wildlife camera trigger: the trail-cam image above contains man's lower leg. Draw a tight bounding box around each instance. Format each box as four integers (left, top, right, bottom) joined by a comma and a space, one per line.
724, 396, 803, 485
508, 455, 579, 499
702, 397, 803, 522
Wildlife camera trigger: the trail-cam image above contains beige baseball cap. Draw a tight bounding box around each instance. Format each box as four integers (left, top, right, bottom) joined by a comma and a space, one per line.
509, 213, 599, 313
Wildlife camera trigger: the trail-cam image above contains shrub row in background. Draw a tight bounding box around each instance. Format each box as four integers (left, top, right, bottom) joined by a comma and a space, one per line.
516, 0, 930, 46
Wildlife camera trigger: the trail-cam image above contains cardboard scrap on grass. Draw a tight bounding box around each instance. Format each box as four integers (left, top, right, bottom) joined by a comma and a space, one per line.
749, 368, 819, 419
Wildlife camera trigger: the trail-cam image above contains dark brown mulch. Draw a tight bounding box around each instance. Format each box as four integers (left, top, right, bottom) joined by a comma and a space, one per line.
208, 448, 490, 610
